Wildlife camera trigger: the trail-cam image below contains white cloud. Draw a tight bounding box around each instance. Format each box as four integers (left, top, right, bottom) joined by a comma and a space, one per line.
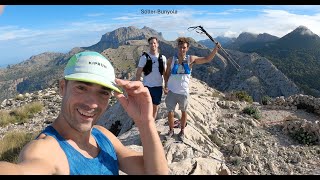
223, 30, 238, 38
2, 5, 320, 66
0, 27, 44, 41
86, 13, 105, 17
179, 8, 320, 39
113, 16, 141, 20
300, 28, 314, 36
207, 8, 250, 15
1, 6, 320, 44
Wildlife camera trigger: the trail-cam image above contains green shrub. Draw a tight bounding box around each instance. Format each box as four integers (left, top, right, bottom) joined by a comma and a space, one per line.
24, 101, 43, 114
243, 106, 261, 120
10, 108, 29, 124
261, 95, 271, 105
289, 129, 318, 146
0, 101, 43, 127
225, 91, 253, 103
211, 92, 221, 98
235, 91, 253, 103
0, 111, 16, 127
231, 157, 241, 166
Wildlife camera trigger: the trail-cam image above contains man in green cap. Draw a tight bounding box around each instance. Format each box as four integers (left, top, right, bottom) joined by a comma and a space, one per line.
0, 51, 168, 175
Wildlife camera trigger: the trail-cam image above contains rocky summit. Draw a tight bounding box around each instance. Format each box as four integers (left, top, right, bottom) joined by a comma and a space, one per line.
1, 77, 319, 175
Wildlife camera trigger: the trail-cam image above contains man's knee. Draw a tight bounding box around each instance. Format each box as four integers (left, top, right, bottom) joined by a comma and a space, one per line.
168, 110, 174, 115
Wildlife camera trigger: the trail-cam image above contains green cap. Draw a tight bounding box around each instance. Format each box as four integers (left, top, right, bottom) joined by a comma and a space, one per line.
64, 51, 122, 93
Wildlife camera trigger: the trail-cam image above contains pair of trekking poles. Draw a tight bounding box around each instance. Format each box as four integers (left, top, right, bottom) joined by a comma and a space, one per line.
188, 25, 241, 71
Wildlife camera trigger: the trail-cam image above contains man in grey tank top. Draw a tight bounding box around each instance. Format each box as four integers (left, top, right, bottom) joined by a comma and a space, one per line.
0, 51, 168, 175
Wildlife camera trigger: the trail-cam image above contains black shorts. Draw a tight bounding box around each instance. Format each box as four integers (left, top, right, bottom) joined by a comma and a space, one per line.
146, 86, 163, 105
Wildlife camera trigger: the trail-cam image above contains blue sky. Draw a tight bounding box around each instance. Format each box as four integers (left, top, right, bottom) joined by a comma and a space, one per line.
1, 5, 320, 67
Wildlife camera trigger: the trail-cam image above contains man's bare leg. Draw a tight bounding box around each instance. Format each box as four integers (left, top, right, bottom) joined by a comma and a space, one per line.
180, 111, 187, 132
152, 104, 158, 120
167, 111, 175, 138
168, 111, 174, 130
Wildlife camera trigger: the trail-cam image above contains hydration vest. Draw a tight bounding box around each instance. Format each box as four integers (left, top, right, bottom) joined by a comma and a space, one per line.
142, 52, 164, 76
171, 55, 191, 74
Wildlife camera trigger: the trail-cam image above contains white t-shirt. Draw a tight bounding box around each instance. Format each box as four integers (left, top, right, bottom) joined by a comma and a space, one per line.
138, 52, 167, 87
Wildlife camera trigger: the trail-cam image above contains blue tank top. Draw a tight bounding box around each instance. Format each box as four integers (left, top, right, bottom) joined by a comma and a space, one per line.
40, 126, 119, 175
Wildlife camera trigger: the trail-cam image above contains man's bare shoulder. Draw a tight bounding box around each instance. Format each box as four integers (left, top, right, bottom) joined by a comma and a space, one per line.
20, 134, 61, 159
16, 133, 67, 174
190, 55, 200, 64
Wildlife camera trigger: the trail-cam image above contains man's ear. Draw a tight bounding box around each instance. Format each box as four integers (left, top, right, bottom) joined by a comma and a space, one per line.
59, 79, 66, 97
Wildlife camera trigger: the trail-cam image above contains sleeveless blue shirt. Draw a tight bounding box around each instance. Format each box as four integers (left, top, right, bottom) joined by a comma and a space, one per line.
40, 126, 119, 175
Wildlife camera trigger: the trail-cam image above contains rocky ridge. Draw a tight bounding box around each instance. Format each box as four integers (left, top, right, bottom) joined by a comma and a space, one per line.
0, 26, 302, 103
1, 78, 319, 175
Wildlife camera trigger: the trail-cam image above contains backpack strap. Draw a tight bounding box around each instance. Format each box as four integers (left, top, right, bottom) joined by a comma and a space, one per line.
142, 52, 152, 61
142, 52, 153, 76
182, 55, 191, 74
171, 55, 191, 75
158, 54, 164, 76
171, 56, 179, 74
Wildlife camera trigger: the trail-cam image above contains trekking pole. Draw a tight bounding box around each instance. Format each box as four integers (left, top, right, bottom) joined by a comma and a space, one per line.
188, 26, 241, 71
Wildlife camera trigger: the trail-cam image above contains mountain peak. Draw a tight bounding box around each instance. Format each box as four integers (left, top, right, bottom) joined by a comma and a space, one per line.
276, 25, 320, 50
235, 32, 258, 44
238, 32, 258, 38
293, 25, 316, 36
82, 26, 165, 52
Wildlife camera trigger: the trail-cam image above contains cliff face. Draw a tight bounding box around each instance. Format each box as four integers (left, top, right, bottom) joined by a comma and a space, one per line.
191, 51, 300, 102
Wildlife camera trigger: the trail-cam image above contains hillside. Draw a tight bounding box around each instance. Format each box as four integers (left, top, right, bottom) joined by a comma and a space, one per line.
191, 50, 300, 102
0, 48, 84, 101
233, 26, 320, 97
1, 77, 319, 175
0, 26, 301, 103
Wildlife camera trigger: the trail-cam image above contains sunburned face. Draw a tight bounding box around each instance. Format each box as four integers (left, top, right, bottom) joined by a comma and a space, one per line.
149, 39, 159, 52
60, 80, 112, 132
178, 43, 189, 57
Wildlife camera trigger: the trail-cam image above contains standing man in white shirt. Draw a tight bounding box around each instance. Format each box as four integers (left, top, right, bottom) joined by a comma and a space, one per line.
164, 37, 221, 142
136, 37, 167, 119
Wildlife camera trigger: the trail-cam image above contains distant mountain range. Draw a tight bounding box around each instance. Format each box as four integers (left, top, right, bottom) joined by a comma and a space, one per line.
198, 36, 236, 48
197, 25, 320, 97
228, 25, 320, 97
2, 25, 319, 102
198, 32, 279, 50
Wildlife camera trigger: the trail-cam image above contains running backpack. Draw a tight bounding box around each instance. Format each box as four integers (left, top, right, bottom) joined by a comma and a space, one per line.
142, 52, 164, 76
171, 55, 191, 74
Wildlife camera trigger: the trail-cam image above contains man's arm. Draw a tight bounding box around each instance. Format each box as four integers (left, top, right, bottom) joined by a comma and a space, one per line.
191, 43, 221, 66
136, 55, 146, 81
135, 67, 143, 81
163, 57, 172, 94
113, 79, 169, 175
0, 137, 60, 175
161, 55, 167, 79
